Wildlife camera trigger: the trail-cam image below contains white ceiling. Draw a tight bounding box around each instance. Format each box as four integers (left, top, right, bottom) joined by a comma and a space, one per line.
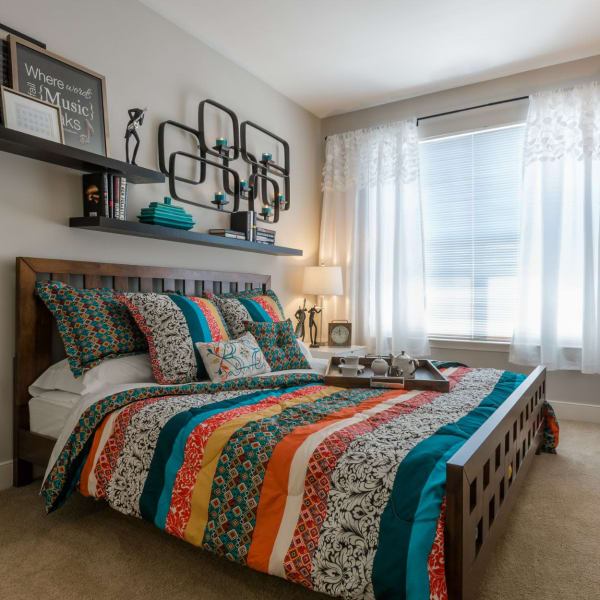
139, 0, 600, 118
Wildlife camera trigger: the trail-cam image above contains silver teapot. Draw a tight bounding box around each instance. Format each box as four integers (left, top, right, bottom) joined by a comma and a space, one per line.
370, 357, 390, 376
390, 350, 418, 379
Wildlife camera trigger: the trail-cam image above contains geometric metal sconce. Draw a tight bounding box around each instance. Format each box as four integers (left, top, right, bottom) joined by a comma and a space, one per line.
157, 98, 291, 223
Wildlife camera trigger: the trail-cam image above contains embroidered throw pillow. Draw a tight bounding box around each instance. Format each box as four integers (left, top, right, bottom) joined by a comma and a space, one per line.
195, 331, 271, 383
205, 289, 285, 338
245, 319, 311, 372
35, 280, 147, 377
117, 292, 229, 384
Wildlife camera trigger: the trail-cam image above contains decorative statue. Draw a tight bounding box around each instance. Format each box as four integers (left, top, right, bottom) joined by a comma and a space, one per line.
308, 305, 322, 348
294, 299, 307, 340
125, 107, 147, 165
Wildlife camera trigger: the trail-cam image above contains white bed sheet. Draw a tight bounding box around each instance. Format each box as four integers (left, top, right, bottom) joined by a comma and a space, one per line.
29, 391, 81, 439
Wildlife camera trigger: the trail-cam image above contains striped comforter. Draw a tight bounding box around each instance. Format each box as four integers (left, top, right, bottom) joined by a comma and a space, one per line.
41, 365, 558, 600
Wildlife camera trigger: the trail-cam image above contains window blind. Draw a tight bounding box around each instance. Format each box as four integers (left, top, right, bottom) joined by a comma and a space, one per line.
419, 124, 525, 341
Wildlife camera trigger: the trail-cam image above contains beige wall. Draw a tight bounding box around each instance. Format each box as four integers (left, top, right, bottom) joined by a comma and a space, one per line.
0, 0, 322, 469
322, 55, 600, 418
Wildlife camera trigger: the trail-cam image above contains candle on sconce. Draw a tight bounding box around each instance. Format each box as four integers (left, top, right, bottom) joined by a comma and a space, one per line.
261, 204, 272, 217
277, 193, 285, 205
216, 137, 227, 147
240, 179, 248, 190
262, 152, 272, 162
212, 191, 228, 208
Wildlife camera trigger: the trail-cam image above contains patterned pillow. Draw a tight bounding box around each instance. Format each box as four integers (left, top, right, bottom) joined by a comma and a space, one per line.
205, 289, 285, 338
117, 292, 229, 384
245, 319, 311, 372
195, 331, 271, 383
35, 281, 147, 377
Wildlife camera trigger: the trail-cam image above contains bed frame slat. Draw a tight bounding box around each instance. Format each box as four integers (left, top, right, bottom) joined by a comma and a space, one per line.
113, 276, 128, 291
84, 274, 102, 289
51, 273, 70, 284
139, 277, 153, 292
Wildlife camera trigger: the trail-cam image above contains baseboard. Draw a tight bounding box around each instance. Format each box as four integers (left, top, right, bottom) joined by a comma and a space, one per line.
0, 460, 13, 491
548, 400, 600, 424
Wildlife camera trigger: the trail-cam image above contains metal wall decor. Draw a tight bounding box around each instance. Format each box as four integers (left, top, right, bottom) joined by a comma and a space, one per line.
157, 98, 290, 223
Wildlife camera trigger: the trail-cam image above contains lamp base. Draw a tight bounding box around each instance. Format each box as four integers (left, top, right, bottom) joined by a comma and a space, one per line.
309, 342, 320, 348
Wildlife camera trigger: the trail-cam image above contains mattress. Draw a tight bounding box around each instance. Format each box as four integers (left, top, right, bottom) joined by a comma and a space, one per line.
29, 391, 81, 438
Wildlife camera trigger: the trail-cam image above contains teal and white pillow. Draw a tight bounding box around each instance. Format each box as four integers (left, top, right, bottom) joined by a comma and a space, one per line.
204, 289, 286, 338
195, 331, 271, 383
35, 280, 147, 376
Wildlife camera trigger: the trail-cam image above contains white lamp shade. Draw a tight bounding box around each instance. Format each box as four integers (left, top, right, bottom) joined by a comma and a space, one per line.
303, 266, 343, 296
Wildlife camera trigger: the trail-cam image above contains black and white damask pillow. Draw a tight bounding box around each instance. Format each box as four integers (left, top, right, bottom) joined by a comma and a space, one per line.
117, 292, 230, 384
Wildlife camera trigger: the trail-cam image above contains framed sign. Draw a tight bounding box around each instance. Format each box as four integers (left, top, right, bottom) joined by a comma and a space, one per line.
0, 23, 45, 122
9, 35, 109, 156
0, 86, 64, 142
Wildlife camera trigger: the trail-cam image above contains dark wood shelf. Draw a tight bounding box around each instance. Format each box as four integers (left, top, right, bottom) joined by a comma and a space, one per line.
0, 125, 164, 184
69, 217, 303, 256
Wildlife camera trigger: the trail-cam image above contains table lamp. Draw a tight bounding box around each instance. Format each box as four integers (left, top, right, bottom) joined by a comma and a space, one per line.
303, 265, 343, 347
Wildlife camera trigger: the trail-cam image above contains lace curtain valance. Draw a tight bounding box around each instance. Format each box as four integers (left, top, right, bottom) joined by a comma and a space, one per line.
523, 82, 600, 164
322, 120, 420, 192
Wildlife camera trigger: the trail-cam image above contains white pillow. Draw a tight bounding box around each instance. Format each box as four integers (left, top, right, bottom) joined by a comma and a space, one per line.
29, 353, 154, 396
196, 332, 271, 383
296, 339, 328, 374
296, 339, 313, 363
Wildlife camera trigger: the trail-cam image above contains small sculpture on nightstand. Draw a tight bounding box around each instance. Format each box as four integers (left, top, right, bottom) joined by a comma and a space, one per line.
125, 107, 147, 165
294, 299, 307, 341
308, 305, 322, 348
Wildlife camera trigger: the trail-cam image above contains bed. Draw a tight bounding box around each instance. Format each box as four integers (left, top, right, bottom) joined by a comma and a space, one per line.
13, 257, 555, 600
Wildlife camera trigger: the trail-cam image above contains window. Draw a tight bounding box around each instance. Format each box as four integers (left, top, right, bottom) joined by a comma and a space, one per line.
419, 124, 525, 341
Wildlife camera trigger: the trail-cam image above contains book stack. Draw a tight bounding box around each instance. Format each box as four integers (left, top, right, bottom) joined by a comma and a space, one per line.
82, 172, 128, 220
137, 197, 195, 230
230, 211, 256, 241
255, 226, 276, 246
208, 229, 247, 240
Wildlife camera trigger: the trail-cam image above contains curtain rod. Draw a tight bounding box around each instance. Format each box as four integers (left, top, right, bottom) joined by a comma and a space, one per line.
324, 95, 530, 139
416, 95, 529, 125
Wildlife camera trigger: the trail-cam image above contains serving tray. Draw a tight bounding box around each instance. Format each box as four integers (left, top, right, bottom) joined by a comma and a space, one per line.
324, 357, 449, 392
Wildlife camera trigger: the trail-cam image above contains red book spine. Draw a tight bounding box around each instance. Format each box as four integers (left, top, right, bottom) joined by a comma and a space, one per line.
108, 175, 114, 218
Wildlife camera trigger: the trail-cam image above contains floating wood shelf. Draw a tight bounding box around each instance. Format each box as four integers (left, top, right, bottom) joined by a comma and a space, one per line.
0, 125, 164, 184
69, 217, 303, 256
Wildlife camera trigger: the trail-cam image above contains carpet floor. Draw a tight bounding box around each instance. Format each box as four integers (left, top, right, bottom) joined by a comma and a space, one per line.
1, 420, 598, 600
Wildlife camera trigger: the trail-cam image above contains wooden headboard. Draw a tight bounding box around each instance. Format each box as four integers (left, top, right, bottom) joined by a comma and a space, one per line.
13, 256, 271, 486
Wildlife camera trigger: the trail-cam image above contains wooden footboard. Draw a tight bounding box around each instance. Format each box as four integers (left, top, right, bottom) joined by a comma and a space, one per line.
445, 366, 546, 600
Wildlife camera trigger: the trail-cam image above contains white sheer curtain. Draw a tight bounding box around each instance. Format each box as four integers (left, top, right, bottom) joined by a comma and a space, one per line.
510, 82, 600, 372
319, 120, 430, 356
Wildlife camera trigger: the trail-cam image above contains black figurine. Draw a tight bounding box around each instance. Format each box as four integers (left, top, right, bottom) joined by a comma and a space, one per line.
308, 305, 322, 348
125, 107, 147, 165
294, 299, 307, 341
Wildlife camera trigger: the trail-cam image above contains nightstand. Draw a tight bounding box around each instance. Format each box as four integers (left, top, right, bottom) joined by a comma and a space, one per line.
309, 345, 367, 359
